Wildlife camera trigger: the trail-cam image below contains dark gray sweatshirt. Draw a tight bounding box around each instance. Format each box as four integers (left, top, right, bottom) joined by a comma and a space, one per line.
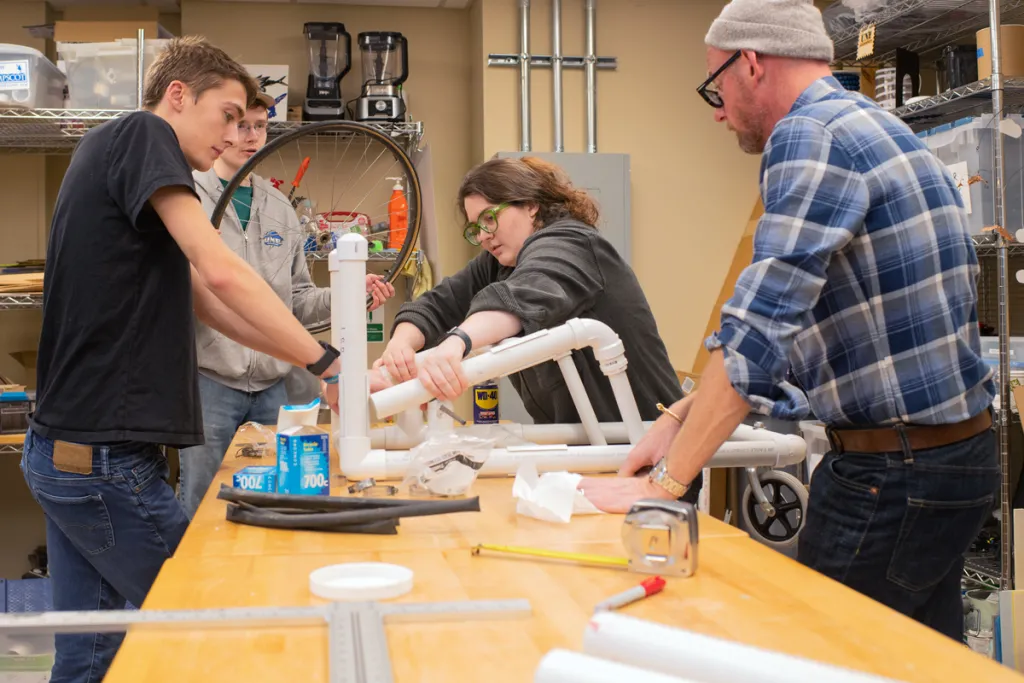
393, 221, 683, 424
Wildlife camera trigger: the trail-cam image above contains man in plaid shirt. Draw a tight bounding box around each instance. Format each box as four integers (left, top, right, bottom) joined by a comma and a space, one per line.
580, 0, 997, 640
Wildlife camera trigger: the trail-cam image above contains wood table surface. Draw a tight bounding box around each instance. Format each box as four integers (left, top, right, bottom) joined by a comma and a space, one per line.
99, 431, 1023, 683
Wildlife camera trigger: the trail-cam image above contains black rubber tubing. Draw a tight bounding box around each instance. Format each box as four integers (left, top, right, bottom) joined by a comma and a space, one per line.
225, 506, 399, 535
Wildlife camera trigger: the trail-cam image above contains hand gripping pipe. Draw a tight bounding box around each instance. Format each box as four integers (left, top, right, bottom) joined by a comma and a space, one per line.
368, 318, 647, 444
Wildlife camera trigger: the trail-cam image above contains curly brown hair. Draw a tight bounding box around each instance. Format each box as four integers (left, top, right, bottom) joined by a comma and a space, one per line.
143, 36, 259, 110
457, 157, 599, 230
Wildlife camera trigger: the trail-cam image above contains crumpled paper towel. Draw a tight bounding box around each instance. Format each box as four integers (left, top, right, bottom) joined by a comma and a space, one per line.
512, 462, 604, 523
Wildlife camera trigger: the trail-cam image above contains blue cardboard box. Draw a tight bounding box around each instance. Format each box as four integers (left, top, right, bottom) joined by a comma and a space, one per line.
232, 465, 278, 493
276, 426, 330, 495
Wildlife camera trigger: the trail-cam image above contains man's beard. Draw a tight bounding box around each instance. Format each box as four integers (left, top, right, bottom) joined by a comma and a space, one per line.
732, 103, 768, 154
737, 130, 766, 154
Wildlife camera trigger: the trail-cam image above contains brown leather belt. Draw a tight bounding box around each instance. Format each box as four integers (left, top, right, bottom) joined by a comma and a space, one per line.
825, 410, 992, 455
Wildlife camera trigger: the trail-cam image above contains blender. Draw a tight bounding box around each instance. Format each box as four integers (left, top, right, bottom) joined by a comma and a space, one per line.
303, 22, 351, 122
354, 31, 408, 122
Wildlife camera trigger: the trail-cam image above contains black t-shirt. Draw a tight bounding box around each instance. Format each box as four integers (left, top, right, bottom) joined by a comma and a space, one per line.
30, 111, 204, 447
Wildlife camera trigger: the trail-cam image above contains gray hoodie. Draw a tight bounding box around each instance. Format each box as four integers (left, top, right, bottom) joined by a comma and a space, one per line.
192, 169, 330, 393
393, 221, 683, 424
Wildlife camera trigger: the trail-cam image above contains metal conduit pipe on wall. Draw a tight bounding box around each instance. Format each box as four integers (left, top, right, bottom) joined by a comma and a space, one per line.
585, 0, 597, 153
552, 0, 564, 152
519, 0, 532, 152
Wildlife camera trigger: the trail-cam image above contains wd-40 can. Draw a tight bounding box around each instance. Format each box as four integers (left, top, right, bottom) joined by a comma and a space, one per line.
473, 380, 500, 424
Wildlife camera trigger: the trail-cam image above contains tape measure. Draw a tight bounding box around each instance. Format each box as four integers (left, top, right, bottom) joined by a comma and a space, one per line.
0, 599, 531, 682
622, 499, 699, 577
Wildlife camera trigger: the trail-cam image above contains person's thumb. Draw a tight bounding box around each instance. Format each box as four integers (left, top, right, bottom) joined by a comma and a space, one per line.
617, 449, 645, 477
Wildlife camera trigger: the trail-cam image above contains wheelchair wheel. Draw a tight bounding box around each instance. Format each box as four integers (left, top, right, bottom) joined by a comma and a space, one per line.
740, 470, 808, 550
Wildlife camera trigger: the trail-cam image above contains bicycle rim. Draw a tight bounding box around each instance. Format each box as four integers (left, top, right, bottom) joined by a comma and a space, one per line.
210, 120, 422, 333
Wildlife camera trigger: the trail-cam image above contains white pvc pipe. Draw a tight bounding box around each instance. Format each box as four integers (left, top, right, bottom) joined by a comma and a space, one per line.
369, 319, 643, 433
366, 421, 806, 464
338, 440, 798, 481
556, 353, 606, 446
607, 372, 644, 444
368, 421, 657, 450
330, 234, 371, 467
535, 650, 699, 683
583, 613, 909, 683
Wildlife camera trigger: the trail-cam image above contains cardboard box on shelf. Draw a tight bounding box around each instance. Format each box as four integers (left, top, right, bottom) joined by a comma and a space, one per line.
54, 20, 174, 43
9, 350, 36, 370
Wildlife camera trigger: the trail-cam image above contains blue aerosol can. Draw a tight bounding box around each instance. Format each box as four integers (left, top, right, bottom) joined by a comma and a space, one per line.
473, 380, 500, 424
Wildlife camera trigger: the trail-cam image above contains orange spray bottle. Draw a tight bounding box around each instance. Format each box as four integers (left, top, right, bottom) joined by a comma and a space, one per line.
386, 177, 408, 250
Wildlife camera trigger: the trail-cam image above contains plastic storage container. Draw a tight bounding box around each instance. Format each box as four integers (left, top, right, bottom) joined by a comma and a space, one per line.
919, 115, 1024, 235
57, 38, 170, 109
0, 44, 66, 109
0, 388, 33, 434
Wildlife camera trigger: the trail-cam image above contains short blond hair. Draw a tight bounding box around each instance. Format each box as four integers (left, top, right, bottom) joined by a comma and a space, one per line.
143, 36, 258, 110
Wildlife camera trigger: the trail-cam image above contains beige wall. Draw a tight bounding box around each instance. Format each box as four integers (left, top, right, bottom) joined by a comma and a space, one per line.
476, 0, 761, 371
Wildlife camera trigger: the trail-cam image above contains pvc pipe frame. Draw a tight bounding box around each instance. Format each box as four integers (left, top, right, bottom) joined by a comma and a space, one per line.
330, 237, 805, 481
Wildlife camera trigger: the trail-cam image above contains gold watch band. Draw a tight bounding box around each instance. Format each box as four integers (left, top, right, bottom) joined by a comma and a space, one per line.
656, 402, 684, 425
648, 458, 688, 497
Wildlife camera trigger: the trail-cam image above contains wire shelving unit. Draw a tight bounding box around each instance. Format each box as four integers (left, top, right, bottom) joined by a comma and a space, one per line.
824, 0, 1017, 590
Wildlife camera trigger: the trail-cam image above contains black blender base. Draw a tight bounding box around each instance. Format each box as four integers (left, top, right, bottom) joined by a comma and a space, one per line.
303, 99, 346, 122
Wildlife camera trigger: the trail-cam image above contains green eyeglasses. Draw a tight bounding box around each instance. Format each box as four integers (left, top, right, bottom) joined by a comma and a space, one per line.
463, 202, 511, 246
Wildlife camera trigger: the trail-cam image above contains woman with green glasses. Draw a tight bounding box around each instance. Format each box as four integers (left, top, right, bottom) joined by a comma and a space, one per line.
377, 156, 698, 502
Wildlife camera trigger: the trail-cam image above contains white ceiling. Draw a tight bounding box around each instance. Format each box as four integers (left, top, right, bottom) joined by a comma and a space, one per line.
38, 0, 471, 9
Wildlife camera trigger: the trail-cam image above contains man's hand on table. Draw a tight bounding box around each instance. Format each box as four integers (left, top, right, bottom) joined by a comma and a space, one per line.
577, 475, 675, 513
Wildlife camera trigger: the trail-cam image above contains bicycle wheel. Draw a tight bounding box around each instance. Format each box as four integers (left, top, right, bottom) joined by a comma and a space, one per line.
210, 120, 422, 333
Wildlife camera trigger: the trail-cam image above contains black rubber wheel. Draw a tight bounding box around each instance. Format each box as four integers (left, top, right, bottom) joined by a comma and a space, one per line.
740, 470, 808, 550
211, 120, 422, 333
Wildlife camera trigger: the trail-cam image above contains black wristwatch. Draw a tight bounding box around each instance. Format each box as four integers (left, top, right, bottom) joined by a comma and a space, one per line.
306, 341, 340, 377
443, 327, 473, 358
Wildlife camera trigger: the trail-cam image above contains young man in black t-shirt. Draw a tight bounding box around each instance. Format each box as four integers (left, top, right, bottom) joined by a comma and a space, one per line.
23, 36, 345, 683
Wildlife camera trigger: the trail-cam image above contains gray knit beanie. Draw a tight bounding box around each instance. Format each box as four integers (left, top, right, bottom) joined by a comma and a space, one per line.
705, 0, 835, 63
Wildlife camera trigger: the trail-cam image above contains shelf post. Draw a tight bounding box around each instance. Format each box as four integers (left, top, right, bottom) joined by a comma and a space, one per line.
988, 0, 1014, 591
136, 28, 145, 111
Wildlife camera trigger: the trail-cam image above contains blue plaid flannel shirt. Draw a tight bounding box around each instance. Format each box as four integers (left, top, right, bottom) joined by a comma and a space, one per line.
706, 76, 995, 428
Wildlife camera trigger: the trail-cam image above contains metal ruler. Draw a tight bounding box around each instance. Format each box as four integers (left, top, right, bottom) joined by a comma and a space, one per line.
0, 599, 531, 683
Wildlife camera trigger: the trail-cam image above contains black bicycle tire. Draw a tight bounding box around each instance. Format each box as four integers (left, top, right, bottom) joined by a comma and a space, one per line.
210, 120, 423, 333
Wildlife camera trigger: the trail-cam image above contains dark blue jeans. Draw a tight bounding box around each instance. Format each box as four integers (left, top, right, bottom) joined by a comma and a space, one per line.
21, 429, 188, 683
176, 375, 288, 518
797, 426, 999, 641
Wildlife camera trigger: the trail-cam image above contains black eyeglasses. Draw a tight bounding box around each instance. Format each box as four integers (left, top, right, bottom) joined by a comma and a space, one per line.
696, 50, 742, 108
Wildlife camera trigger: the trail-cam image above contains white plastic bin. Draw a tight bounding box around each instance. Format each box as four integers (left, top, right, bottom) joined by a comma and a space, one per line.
919, 115, 1024, 235
0, 44, 66, 109
58, 38, 170, 109
798, 420, 829, 480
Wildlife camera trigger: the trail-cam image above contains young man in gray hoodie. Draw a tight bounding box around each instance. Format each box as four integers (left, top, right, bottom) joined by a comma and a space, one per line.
179, 91, 395, 517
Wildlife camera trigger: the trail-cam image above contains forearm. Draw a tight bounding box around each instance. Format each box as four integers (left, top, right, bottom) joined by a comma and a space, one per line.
392, 322, 427, 351
663, 351, 751, 486
199, 254, 324, 367
457, 311, 522, 349
193, 270, 305, 367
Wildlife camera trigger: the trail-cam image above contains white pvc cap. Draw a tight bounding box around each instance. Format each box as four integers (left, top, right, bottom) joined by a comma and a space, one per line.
309, 562, 414, 601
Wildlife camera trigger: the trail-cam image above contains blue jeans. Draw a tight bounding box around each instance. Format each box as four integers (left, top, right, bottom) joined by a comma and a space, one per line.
20, 428, 188, 683
797, 425, 999, 641
177, 375, 288, 518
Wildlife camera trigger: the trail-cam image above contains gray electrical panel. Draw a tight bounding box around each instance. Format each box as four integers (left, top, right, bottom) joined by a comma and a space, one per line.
488, 152, 632, 425
494, 151, 632, 264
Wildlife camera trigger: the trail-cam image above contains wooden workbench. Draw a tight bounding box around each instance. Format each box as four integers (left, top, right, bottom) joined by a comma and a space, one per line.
102, 432, 1023, 683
